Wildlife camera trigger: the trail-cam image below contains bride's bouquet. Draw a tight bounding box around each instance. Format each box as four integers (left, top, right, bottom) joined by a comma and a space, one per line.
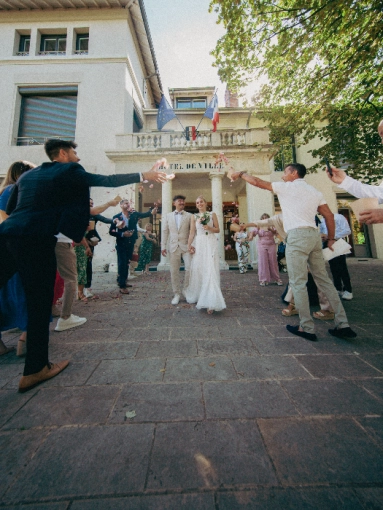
196, 212, 210, 235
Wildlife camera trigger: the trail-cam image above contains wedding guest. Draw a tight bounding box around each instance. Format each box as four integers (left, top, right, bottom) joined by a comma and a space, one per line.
233, 223, 253, 274
0, 138, 167, 392
320, 213, 353, 300
110, 200, 158, 294
136, 223, 157, 274
84, 198, 114, 298
250, 213, 283, 286
326, 119, 383, 224
232, 165, 356, 341
0, 161, 36, 356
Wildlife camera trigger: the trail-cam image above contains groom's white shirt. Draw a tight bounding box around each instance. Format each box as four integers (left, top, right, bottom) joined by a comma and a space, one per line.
161, 210, 191, 253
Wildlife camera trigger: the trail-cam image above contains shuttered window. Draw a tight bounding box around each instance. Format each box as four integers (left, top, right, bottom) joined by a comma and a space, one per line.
17, 86, 78, 146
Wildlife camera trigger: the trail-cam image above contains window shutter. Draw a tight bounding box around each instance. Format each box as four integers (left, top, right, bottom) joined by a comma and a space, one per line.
18, 87, 78, 144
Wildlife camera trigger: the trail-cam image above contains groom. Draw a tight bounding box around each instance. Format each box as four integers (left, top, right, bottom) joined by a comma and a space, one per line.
161, 195, 192, 305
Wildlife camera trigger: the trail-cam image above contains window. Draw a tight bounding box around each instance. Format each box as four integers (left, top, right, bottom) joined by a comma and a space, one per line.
18, 35, 30, 55
39, 34, 66, 55
76, 34, 89, 54
17, 86, 78, 146
176, 97, 207, 109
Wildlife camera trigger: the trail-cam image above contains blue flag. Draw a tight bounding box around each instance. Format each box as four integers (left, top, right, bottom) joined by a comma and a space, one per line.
157, 95, 176, 130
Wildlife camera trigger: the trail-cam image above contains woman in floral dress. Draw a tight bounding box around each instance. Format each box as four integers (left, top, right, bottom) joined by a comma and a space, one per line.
137, 223, 157, 274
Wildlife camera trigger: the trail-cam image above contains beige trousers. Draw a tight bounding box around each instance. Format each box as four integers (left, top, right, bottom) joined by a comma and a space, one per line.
169, 247, 192, 295
286, 228, 349, 333
55, 242, 78, 318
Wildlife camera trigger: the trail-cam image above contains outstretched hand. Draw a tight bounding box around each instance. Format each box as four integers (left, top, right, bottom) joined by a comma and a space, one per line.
326, 166, 346, 185
359, 209, 383, 224
143, 160, 168, 183
230, 171, 242, 181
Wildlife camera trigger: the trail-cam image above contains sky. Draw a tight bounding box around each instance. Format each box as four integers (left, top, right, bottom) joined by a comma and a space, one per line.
143, 0, 228, 106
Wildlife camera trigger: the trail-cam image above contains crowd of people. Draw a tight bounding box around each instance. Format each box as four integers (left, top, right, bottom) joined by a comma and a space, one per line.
1, 119, 383, 391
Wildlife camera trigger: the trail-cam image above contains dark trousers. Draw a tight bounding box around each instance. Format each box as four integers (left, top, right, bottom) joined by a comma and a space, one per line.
0, 236, 57, 375
85, 245, 94, 288
116, 239, 134, 288
328, 254, 352, 293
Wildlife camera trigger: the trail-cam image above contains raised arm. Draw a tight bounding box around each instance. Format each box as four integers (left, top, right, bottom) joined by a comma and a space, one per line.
318, 204, 335, 250
230, 172, 273, 192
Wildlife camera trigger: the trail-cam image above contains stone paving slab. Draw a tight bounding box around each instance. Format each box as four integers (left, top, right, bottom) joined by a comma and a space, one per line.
281, 379, 383, 415
164, 356, 237, 382
216, 488, 364, 509
70, 493, 215, 510
231, 355, 311, 380
1, 261, 383, 507
0, 390, 37, 428
147, 421, 278, 489
258, 416, 383, 485
295, 353, 382, 378
4, 424, 154, 503
71, 340, 140, 361
109, 382, 204, 423
3, 385, 120, 429
197, 338, 258, 356
135, 339, 197, 358
86, 358, 165, 385
0, 430, 50, 500
204, 380, 298, 419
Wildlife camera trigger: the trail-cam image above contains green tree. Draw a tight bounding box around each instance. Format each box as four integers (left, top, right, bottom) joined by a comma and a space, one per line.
210, 0, 383, 183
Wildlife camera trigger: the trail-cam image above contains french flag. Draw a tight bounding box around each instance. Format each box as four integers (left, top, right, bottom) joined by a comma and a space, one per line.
204, 94, 219, 132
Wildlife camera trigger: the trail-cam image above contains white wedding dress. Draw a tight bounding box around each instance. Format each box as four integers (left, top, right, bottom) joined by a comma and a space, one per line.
183, 214, 226, 312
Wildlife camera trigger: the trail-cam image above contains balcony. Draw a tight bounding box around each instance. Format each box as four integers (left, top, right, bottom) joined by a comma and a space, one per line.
114, 128, 272, 152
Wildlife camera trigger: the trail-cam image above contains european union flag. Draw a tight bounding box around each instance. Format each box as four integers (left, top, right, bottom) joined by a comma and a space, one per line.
157, 95, 176, 130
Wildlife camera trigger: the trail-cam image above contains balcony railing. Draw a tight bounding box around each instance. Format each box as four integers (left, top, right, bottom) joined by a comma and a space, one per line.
16, 51, 29, 56
74, 50, 89, 55
115, 128, 270, 152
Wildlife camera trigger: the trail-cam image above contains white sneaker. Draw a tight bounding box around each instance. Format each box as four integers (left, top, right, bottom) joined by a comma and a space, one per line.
55, 314, 87, 332
171, 294, 180, 305
83, 288, 94, 298
341, 291, 353, 300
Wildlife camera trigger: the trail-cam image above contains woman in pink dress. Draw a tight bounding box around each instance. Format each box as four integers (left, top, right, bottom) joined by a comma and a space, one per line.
252, 213, 283, 286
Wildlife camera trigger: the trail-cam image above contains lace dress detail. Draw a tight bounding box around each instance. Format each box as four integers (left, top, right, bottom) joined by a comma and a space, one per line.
183, 214, 226, 311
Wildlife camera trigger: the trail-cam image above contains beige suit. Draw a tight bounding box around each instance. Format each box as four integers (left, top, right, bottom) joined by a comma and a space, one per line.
161, 211, 192, 295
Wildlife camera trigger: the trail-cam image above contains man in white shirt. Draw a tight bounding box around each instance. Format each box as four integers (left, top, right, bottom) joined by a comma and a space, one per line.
319, 214, 353, 300
231, 163, 356, 341
326, 119, 383, 224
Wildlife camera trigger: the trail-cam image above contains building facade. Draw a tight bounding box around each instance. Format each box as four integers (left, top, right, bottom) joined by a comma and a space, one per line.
1, 0, 382, 269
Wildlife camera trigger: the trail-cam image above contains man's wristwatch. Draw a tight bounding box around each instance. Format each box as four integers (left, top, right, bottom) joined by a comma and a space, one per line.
238, 171, 246, 178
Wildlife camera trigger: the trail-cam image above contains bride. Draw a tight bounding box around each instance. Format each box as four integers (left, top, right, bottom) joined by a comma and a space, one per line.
183, 196, 226, 314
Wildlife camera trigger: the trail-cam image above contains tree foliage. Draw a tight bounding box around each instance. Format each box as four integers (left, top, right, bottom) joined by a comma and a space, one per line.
210, 0, 383, 183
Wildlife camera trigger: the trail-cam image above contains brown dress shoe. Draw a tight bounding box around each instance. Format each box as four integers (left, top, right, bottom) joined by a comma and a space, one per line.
18, 360, 69, 393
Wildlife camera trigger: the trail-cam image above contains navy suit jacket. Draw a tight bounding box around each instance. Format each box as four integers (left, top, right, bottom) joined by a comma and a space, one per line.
0, 161, 141, 243
109, 209, 153, 244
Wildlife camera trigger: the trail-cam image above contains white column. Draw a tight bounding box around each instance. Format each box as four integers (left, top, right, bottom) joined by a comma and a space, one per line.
157, 179, 172, 271
246, 176, 275, 267
209, 172, 229, 270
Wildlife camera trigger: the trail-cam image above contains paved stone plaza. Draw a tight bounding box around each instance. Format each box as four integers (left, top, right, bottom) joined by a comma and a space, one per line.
0, 259, 383, 509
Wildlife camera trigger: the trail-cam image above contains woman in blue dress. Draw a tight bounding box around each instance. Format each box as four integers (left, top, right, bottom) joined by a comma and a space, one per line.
0, 161, 36, 356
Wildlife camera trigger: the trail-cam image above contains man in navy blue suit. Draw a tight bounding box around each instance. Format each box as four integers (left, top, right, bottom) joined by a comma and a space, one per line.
109, 199, 157, 293
0, 139, 166, 392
